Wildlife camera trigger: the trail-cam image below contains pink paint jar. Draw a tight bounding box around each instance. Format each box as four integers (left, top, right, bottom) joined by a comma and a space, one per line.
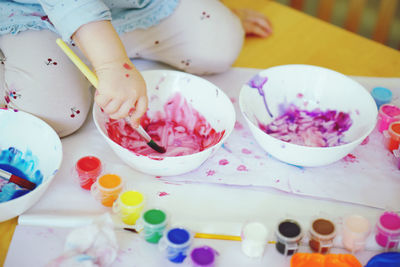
342, 214, 371, 253
377, 104, 400, 133
75, 156, 102, 190
384, 121, 400, 153
375, 211, 400, 249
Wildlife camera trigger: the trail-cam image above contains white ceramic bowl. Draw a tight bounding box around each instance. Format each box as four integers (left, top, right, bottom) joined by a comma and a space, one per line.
0, 109, 62, 222
93, 70, 235, 176
239, 64, 378, 167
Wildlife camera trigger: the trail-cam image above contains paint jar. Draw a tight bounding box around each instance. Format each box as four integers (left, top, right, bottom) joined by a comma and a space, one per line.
113, 190, 144, 225
384, 121, 400, 153
189, 246, 218, 267
371, 87, 392, 109
91, 174, 123, 207
375, 211, 400, 249
377, 104, 400, 133
141, 208, 168, 244
342, 214, 371, 253
275, 219, 303, 256
240, 221, 269, 258
158, 227, 193, 263
309, 218, 337, 254
75, 156, 102, 190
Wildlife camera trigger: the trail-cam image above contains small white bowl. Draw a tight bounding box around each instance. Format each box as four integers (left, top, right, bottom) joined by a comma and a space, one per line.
93, 70, 235, 176
0, 109, 62, 222
239, 64, 377, 167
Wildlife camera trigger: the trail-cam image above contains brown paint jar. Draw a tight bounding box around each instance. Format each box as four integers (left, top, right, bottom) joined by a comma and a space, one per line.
309, 218, 337, 253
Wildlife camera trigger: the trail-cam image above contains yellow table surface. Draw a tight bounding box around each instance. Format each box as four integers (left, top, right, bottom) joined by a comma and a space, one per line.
1, 1, 400, 265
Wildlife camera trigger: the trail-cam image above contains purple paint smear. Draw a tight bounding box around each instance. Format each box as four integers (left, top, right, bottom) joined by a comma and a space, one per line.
247, 74, 273, 117
259, 104, 352, 147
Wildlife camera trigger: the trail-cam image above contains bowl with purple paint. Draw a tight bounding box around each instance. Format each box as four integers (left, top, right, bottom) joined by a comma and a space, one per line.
239, 64, 378, 167
0, 108, 62, 222
93, 70, 235, 176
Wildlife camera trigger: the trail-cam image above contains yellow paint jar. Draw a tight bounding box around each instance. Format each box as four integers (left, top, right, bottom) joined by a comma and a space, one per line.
113, 190, 145, 225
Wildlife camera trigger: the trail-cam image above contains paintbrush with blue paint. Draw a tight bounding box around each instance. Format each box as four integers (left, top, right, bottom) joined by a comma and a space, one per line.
56, 38, 165, 154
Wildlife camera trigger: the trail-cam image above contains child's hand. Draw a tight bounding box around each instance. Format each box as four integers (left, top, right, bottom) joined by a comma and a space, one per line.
95, 60, 147, 128
232, 8, 272, 38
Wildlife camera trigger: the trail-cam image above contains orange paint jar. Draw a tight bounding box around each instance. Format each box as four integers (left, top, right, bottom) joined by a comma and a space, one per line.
91, 174, 123, 207
384, 121, 400, 153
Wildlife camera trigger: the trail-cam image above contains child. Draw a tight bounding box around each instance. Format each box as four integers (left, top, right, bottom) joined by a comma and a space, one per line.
0, 0, 271, 137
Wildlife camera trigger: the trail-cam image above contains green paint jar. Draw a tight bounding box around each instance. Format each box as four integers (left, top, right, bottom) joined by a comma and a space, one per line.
142, 209, 167, 243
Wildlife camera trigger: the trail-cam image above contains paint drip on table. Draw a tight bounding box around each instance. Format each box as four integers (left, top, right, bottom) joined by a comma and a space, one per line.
0, 147, 43, 202
105, 93, 225, 157
247, 74, 353, 147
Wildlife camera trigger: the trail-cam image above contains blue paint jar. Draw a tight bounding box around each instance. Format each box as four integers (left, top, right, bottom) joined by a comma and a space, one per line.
371, 87, 392, 109
158, 227, 192, 263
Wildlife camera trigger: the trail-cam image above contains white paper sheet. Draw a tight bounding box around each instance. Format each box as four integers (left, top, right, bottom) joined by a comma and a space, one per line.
5, 62, 400, 266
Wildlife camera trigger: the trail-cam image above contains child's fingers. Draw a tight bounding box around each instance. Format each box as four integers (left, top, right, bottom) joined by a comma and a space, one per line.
244, 22, 270, 38
95, 93, 112, 108
103, 99, 123, 117
246, 13, 272, 32
109, 99, 133, 120
129, 96, 148, 128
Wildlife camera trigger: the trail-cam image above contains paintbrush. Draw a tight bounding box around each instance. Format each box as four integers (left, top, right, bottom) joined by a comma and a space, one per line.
55, 38, 166, 154
0, 168, 36, 190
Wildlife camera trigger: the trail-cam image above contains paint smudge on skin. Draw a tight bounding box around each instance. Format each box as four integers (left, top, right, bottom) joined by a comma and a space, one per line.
206, 170, 216, 176
259, 104, 352, 147
241, 148, 251, 154
0, 147, 43, 203
343, 153, 358, 163
125, 74, 130, 78
123, 63, 132, 70
234, 121, 244, 130
219, 159, 229, 165
247, 74, 272, 117
158, 191, 169, 197
237, 165, 248, 171
105, 93, 225, 157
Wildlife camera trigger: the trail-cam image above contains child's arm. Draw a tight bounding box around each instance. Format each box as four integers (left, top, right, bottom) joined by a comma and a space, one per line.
72, 20, 147, 127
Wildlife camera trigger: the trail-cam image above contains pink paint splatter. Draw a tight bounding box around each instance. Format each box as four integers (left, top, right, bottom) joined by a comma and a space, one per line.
219, 159, 229, 165
206, 170, 216, 176
234, 121, 244, 130
158, 192, 169, 197
297, 93, 304, 98
275, 179, 280, 183
237, 165, 248, 171
155, 176, 162, 179
230, 97, 236, 103
254, 155, 262, 159
361, 136, 370, 145
105, 93, 225, 156
241, 148, 252, 154
123, 63, 132, 70
343, 153, 358, 163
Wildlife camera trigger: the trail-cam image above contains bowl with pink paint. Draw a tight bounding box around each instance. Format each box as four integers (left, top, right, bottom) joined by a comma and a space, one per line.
93, 70, 235, 176
239, 64, 378, 167
0, 108, 63, 222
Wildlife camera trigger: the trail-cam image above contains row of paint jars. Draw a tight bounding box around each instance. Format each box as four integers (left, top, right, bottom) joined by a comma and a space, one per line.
274, 211, 400, 257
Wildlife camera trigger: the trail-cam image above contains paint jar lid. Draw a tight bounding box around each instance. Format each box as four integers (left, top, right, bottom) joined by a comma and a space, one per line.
119, 190, 144, 207
190, 246, 217, 266
309, 218, 337, 241
75, 156, 102, 177
143, 209, 167, 227
241, 221, 269, 243
371, 87, 392, 105
366, 252, 400, 267
275, 219, 303, 244
166, 227, 192, 248
376, 211, 400, 235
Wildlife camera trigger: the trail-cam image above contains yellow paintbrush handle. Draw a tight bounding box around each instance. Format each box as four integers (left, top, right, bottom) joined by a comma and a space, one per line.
55, 38, 99, 88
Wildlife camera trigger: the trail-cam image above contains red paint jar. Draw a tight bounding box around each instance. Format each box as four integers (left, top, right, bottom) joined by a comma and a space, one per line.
75, 156, 102, 190
309, 218, 337, 254
384, 121, 400, 153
